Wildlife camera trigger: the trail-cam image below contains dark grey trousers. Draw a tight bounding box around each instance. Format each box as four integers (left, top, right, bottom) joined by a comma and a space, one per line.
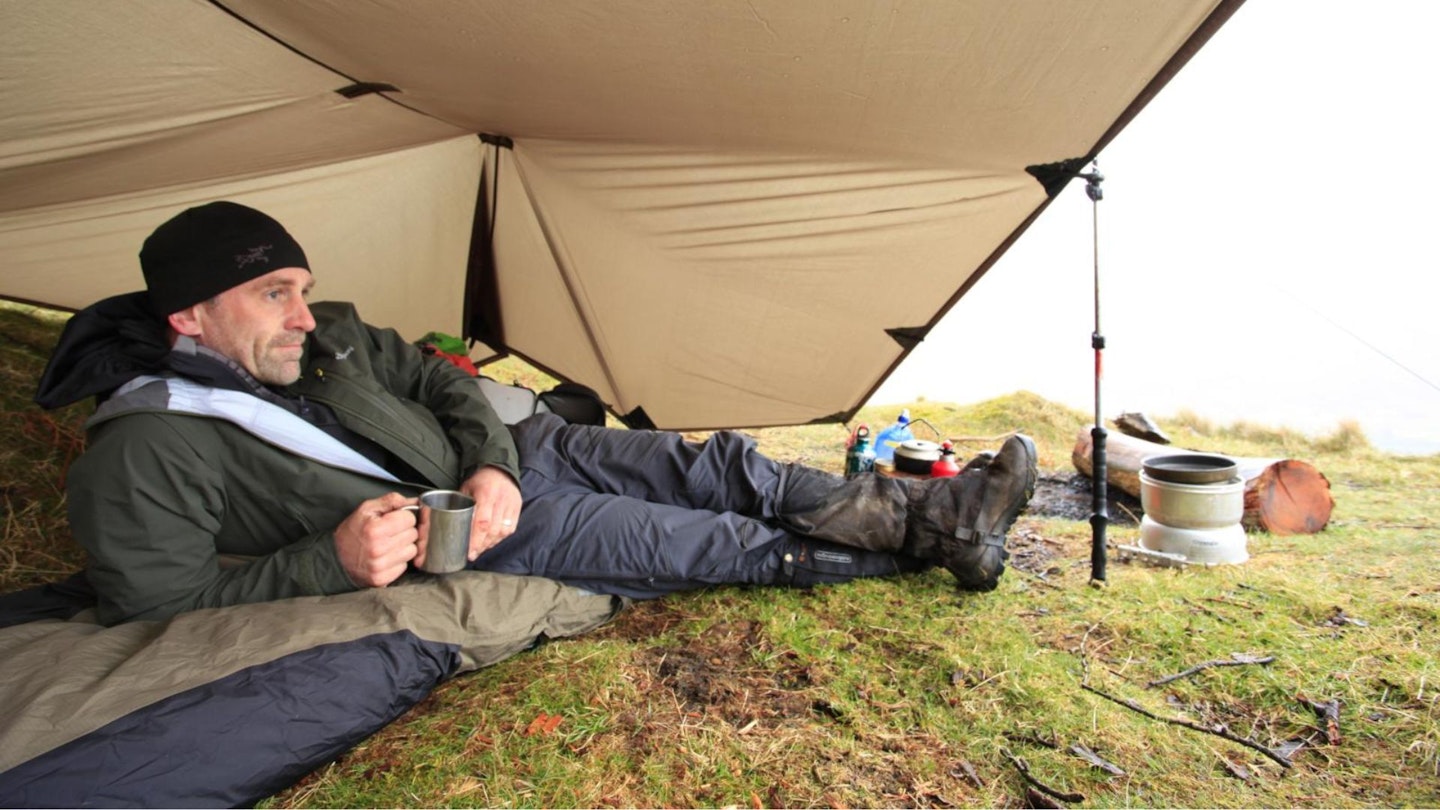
469, 413, 918, 598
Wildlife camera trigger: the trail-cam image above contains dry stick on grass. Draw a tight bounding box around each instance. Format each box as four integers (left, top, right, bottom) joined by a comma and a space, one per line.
1007, 562, 1064, 591
1000, 748, 1085, 805
950, 759, 983, 788
1205, 594, 1260, 610
1069, 743, 1126, 776
1147, 654, 1276, 688
1076, 618, 1107, 685
1296, 694, 1342, 746
1181, 598, 1231, 622
1078, 684, 1294, 770
1078, 622, 1292, 770
945, 429, 1021, 445
1004, 731, 1061, 750
1114, 501, 1141, 524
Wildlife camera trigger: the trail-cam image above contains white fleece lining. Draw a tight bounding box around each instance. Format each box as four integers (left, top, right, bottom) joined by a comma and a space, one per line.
113, 375, 401, 483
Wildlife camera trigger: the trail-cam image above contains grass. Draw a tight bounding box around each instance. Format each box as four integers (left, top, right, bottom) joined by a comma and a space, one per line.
3, 301, 1438, 807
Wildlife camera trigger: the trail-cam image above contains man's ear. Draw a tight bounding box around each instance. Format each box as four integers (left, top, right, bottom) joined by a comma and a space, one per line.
168, 306, 203, 337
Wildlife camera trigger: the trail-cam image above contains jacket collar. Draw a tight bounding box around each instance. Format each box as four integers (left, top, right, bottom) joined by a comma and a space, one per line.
35, 292, 168, 410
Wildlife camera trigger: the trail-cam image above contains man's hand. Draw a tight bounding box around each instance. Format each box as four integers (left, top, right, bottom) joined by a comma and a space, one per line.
458, 466, 523, 560
334, 492, 420, 587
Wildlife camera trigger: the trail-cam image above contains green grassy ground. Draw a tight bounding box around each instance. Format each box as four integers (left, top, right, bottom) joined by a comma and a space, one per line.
3, 303, 1437, 807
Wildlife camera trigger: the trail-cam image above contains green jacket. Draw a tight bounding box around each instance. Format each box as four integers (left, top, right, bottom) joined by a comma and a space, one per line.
66, 302, 519, 625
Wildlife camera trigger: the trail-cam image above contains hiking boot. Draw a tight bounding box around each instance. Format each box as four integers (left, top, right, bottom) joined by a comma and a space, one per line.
775, 436, 1036, 589
903, 434, 1038, 591
776, 464, 909, 551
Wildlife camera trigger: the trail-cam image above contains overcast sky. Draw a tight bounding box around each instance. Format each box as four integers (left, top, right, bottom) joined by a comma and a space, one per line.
872, 0, 1440, 455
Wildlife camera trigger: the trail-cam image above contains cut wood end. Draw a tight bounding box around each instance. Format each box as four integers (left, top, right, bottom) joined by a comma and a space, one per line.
1245, 460, 1334, 535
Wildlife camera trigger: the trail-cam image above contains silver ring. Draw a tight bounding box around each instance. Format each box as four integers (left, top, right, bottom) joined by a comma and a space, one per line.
501, 519, 514, 526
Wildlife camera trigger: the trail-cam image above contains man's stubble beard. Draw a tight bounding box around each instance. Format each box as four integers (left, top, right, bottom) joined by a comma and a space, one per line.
255, 333, 307, 386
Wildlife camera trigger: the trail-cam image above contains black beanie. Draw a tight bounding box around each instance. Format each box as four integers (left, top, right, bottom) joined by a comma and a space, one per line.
140, 201, 310, 316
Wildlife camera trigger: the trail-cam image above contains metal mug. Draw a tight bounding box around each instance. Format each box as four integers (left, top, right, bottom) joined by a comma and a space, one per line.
403, 490, 475, 574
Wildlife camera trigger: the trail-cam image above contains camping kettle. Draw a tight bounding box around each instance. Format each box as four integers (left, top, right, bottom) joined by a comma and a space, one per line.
893, 439, 942, 475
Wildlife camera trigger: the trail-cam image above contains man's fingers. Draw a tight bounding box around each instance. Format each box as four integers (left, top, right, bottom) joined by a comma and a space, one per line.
469, 530, 503, 559
359, 500, 420, 575
476, 502, 519, 537
365, 491, 415, 516
373, 503, 420, 531
458, 467, 522, 560
360, 521, 418, 559
467, 503, 518, 560
378, 534, 419, 567
337, 491, 423, 588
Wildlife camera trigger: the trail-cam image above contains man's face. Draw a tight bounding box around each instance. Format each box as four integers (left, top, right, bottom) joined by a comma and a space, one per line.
185, 267, 316, 385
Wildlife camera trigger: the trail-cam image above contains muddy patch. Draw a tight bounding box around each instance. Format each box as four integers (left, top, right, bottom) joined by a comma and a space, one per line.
1005, 524, 1065, 578
1026, 471, 1141, 526
636, 618, 817, 725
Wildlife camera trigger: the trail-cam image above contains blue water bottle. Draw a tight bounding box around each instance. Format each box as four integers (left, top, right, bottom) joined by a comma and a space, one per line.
873, 409, 914, 463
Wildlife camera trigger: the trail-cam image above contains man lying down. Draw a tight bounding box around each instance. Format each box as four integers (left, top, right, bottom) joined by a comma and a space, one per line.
35, 201, 1038, 626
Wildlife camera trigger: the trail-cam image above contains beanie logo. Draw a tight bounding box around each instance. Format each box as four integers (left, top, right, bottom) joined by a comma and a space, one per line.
235, 244, 274, 269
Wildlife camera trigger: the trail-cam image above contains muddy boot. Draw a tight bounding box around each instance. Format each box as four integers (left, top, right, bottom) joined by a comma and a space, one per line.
776, 465, 909, 551
903, 434, 1038, 591
777, 538, 930, 587
776, 436, 1036, 590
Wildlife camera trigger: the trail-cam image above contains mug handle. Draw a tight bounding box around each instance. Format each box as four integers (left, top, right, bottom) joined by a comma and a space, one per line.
400, 504, 427, 566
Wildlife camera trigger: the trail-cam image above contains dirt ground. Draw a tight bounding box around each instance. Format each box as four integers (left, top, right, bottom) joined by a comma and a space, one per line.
588, 472, 1134, 770
1025, 471, 1140, 528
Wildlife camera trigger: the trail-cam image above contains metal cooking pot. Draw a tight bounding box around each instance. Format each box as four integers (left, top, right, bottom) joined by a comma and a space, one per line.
894, 439, 942, 475
1139, 472, 1244, 529
1141, 453, 1238, 485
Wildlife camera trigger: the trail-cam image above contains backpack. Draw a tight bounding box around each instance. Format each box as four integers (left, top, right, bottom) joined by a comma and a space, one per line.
476, 377, 606, 426
417, 332, 606, 427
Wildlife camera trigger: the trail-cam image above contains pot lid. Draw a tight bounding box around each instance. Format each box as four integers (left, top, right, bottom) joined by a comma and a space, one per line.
1142, 453, 1238, 485
895, 439, 942, 459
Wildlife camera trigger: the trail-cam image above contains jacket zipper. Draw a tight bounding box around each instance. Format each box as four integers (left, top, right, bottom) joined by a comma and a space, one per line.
302, 366, 455, 484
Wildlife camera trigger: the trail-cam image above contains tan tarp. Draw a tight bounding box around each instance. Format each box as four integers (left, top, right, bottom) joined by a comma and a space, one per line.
0, 0, 1241, 429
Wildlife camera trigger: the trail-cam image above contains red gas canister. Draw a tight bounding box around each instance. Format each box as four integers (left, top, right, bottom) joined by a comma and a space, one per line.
930, 441, 960, 478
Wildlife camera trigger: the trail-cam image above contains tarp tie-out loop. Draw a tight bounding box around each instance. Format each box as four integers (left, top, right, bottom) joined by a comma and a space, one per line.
335, 82, 398, 98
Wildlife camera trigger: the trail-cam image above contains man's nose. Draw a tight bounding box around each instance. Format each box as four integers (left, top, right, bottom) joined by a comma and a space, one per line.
290, 298, 317, 332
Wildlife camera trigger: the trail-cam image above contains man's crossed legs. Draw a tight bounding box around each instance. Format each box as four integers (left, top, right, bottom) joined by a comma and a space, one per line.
471, 414, 1037, 599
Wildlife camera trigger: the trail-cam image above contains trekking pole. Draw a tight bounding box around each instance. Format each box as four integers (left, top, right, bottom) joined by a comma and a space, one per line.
1080, 163, 1108, 586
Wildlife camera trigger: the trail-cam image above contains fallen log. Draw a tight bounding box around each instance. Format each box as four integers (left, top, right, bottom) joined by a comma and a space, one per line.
1072, 429, 1333, 535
